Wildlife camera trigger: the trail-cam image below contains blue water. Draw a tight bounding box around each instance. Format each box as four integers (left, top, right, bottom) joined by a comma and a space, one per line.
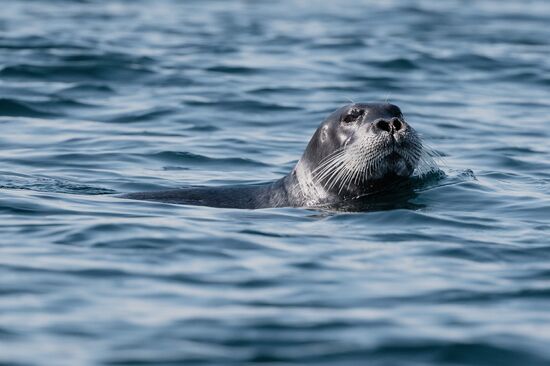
1, 0, 549, 365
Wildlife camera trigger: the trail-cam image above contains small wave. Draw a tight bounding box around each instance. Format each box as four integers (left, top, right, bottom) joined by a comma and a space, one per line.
494, 71, 550, 86
183, 124, 220, 132
0, 98, 56, 118
414, 169, 475, 193
44, 96, 97, 109
149, 151, 270, 168
0, 173, 115, 195
0, 96, 97, 118
183, 99, 302, 112
370, 340, 549, 366
57, 83, 115, 96
0, 62, 153, 82
106, 107, 176, 123
370, 58, 419, 71
206, 65, 262, 74
58, 52, 154, 65
248, 86, 306, 95
450, 54, 504, 71
308, 37, 366, 50
346, 75, 403, 90
0, 35, 89, 50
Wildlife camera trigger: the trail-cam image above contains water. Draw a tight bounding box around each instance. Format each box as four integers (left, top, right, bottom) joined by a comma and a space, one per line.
1, 0, 549, 365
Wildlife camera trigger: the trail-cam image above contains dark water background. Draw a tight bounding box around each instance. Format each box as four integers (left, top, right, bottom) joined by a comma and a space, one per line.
1, 0, 549, 365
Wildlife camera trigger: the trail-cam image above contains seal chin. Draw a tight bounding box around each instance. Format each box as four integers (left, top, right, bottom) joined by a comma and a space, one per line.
385, 152, 415, 177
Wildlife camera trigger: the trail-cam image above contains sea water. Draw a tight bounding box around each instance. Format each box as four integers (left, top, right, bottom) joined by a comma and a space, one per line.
1, 1, 549, 365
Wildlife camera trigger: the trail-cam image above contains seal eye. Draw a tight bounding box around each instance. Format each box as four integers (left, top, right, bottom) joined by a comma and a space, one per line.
342, 108, 364, 123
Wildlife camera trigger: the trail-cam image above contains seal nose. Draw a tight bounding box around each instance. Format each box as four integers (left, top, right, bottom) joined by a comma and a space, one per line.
374, 118, 405, 134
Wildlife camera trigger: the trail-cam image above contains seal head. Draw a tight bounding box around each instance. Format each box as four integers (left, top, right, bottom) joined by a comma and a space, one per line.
288, 103, 422, 205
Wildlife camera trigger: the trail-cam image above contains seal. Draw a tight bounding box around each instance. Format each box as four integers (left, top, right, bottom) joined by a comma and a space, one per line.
121, 103, 428, 209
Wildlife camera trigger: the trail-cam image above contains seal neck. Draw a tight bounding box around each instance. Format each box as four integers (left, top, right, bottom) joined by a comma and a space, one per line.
285, 160, 330, 207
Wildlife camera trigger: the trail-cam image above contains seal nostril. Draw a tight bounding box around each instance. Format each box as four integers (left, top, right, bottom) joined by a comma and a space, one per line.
376, 120, 391, 132
391, 118, 403, 131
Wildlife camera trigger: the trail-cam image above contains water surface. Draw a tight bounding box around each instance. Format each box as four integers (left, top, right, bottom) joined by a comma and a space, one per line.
1, 0, 549, 365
